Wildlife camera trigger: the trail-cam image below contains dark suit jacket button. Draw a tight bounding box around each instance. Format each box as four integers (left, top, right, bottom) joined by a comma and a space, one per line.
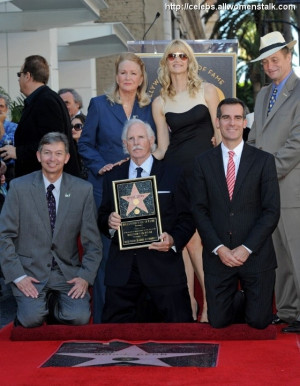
47, 263, 51, 267
51, 245, 54, 250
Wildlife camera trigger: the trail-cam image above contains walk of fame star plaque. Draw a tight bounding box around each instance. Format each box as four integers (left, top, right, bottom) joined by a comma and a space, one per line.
113, 176, 162, 250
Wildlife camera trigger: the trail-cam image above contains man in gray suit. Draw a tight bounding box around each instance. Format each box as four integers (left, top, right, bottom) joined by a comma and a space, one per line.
0, 132, 102, 328
249, 31, 300, 333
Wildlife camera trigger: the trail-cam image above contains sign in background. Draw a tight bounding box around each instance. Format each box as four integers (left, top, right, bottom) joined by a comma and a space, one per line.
129, 40, 238, 99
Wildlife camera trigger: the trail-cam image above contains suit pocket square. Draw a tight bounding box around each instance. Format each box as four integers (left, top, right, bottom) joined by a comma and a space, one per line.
158, 191, 171, 194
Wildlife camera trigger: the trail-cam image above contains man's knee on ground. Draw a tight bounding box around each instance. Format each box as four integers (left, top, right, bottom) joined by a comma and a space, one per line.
18, 310, 45, 328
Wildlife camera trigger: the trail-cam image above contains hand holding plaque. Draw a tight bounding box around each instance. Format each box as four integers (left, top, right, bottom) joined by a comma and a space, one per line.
112, 175, 162, 250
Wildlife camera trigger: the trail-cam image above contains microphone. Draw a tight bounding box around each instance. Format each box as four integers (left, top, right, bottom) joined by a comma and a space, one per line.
143, 12, 160, 40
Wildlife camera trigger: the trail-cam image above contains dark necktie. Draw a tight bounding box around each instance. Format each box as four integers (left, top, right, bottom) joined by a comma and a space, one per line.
46, 184, 57, 268
226, 151, 235, 200
136, 167, 143, 178
46, 184, 56, 233
267, 87, 277, 115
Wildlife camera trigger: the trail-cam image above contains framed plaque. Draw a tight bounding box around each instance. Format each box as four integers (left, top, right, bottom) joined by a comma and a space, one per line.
113, 175, 162, 250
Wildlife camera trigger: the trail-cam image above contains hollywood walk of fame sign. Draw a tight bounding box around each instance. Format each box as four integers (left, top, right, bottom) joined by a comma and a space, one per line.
113, 176, 162, 250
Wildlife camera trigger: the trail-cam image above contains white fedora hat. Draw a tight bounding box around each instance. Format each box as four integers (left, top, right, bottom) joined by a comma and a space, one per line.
251, 31, 297, 62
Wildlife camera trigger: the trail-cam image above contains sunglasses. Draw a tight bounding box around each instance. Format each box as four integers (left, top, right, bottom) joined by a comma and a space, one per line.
167, 53, 188, 61
72, 123, 83, 131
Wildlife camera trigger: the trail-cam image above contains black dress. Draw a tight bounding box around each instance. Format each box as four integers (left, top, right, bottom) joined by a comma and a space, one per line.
164, 104, 214, 175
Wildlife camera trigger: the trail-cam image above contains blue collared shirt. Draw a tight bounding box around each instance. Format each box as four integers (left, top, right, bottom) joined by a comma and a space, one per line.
270, 70, 293, 100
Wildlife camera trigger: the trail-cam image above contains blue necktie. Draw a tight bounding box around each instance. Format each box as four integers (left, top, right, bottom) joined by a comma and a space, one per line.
267, 87, 277, 115
136, 167, 143, 178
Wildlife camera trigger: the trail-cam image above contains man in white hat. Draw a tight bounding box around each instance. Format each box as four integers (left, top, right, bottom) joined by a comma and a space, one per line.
248, 31, 300, 333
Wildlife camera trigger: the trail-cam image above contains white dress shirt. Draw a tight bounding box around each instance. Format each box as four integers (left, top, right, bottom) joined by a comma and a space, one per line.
214, 141, 252, 255
129, 155, 153, 179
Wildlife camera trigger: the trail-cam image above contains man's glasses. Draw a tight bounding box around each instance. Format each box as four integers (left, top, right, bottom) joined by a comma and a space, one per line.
72, 123, 83, 131
17, 72, 25, 77
167, 53, 188, 61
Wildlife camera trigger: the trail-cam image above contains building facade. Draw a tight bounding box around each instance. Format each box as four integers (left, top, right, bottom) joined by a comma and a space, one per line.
0, 0, 216, 111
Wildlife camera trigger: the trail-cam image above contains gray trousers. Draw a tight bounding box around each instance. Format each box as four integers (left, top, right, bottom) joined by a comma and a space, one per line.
273, 209, 300, 323
15, 265, 91, 328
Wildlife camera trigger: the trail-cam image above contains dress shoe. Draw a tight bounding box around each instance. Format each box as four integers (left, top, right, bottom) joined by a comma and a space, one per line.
272, 314, 287, 325
282, 321, 300, 333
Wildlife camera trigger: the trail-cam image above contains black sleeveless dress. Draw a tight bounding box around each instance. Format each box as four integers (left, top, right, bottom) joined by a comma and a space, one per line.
164, 104, 214, 176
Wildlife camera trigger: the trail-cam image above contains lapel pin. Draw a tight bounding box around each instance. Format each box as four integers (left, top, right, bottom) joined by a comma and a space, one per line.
65, 193, 71, 197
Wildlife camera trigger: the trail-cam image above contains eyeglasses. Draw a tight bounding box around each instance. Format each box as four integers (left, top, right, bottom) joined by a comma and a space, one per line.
71, 123, 83, 131
167, 53, 188, 61
17, 72, 25, 78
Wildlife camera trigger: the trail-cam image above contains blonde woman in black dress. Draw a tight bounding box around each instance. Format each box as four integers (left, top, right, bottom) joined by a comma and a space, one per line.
152, 39, 221, 322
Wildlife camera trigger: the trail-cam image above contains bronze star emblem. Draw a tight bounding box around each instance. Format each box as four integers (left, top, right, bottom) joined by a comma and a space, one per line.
121, 183, 150, 216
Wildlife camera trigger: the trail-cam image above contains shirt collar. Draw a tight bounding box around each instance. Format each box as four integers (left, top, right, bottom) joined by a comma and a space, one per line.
129, 155, 153, 176
25, 85, 46, 106
272, 70, 293, 94
42, 174, 63, 192
221, 140, 244, 158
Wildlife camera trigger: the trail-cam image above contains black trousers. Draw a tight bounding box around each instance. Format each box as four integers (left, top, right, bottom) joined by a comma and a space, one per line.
205, 268, 275, 329
102, 258, 193, 323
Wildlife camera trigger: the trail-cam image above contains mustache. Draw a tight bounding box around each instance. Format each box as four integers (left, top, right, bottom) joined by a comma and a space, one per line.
132, 145, 144, 150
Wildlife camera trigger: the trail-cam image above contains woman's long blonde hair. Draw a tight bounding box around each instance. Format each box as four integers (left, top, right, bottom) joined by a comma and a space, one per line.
106, 52, 151, 107
158, 39, 202, 100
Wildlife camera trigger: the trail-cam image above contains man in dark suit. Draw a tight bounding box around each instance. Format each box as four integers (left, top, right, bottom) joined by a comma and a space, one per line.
0, 132, 102, 328
0, 55, 79, 178
191, 98, 280, 329
98, 119, 194, 323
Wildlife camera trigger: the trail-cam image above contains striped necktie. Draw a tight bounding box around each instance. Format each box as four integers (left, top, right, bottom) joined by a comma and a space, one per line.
226, 151, 235, 200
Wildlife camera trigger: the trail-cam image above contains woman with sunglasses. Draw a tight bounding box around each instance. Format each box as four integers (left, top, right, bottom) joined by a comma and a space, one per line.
71, 114, 88, 180
152, 39, 221, 323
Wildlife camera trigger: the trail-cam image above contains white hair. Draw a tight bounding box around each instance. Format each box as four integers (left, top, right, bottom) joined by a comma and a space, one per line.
121, 119, 157, 154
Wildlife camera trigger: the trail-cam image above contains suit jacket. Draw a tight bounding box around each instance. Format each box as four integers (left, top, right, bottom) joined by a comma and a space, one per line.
0, 171, 102, 295
14, 85, 80, 178
192, 143, 280, 275
248, 71, 300, 208
78, 95, 155, 207
98, 158, 195, 287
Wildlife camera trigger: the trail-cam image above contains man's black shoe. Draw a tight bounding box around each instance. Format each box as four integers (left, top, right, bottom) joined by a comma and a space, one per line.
282, 320, 300, 333
272, 314, 287, 325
